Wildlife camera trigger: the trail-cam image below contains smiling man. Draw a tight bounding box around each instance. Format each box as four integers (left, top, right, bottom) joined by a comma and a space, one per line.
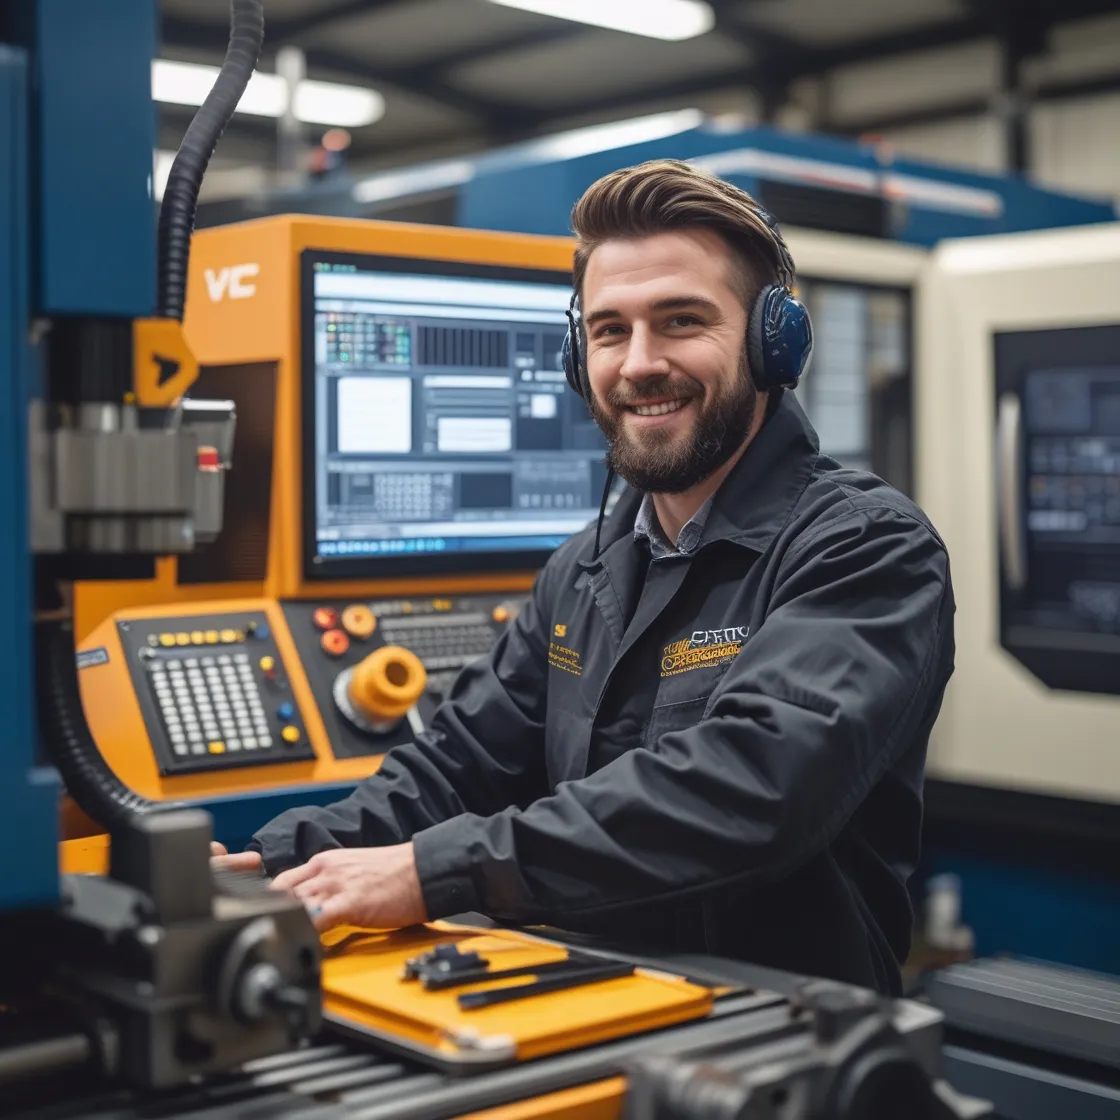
215, 160, 955, 995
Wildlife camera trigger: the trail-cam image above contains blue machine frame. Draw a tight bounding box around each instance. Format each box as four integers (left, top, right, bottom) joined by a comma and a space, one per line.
342, 116, 1115, 244
0, 0, 159, 910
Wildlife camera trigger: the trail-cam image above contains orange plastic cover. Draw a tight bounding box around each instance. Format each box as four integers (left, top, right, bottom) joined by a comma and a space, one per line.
320, 921, 714, 1067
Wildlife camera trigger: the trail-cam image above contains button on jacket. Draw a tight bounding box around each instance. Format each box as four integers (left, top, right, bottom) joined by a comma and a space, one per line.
251, 393, 955, 994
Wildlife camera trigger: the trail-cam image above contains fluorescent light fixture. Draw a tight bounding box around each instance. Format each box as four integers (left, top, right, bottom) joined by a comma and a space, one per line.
352, 159, 476, 205
152, 60, 384, 127
295, 80, 384, 128
487, 0, 714, 41
521, 108, 703, 161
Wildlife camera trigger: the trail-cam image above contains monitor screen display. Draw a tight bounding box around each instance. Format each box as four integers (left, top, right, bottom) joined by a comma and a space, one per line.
301, 251, 608, 579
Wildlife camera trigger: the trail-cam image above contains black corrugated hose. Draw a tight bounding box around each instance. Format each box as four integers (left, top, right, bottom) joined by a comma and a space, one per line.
156, 0, 264, 321
37, 620, 184, 827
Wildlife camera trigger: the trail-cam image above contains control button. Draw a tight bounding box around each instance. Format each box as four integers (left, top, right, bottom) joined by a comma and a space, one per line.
259, 655, 276, 679
341, 604, 376, 640
401, 601, 414, 614
281, 725, 301, 744
207, 741, 226, 755
432, 599, 452, 612
176, 632, 191, 646
313, 606, 338, 631
246, 620, 270, 640
259, 735, 273, 749
277, 701, 295, 722
346, 646, 427, 727
320, 628, 350, 658
491, 605, 511, 624
190, 631, 204, 645
205, 630, 220, 644
220, 628, 237, 643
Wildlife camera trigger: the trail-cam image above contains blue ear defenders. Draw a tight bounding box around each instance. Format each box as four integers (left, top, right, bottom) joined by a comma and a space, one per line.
561, 211, 813, 400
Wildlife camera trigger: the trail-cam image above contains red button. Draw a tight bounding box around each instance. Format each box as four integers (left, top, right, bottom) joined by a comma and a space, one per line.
312, 606, 338, 631
320, 628, 350, 658
197, 445, 220, 471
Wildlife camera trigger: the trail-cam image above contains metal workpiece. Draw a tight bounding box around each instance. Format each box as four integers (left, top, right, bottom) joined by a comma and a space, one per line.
29, 398, 235, 555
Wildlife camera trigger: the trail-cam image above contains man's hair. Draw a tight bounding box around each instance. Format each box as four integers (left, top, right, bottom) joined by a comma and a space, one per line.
570, 159, 788, 309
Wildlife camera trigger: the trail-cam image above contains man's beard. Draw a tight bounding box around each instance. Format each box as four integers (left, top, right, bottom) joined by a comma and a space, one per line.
587, 347, 758, 494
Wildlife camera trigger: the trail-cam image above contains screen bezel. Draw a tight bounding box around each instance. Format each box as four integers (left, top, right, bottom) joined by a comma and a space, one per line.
300, 248, 577, 582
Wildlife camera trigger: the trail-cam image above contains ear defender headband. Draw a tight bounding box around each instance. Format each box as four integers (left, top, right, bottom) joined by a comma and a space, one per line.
561, 207, 814, 400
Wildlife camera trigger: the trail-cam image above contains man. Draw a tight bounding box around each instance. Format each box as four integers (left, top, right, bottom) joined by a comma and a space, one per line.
215, 159, 954, 995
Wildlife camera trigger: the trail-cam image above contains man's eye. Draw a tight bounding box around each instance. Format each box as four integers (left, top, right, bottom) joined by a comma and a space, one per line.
595, 325, 624, 338
668, 315, 701, 327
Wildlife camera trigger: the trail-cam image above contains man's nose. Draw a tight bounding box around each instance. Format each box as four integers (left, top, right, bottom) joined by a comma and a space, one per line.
619, 325, 671, 380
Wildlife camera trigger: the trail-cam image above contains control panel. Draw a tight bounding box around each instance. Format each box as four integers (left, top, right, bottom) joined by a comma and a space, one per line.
117, 610, 315, 776
281, 592, 526, 760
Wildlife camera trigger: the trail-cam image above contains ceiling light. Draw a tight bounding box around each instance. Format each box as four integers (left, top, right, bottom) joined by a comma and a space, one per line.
294, 80, 384, 128
151, 60, 383, 128
487, 0, 714, 41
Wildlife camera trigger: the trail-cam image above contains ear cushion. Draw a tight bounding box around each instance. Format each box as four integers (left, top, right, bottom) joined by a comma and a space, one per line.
747, 283, 776, 392
560, 323, 583, 398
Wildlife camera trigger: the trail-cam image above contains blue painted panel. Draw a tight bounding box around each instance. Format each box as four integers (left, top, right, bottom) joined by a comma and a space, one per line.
0, 45, 60, 910
458, 123, 1115, 245
922, 853, 1120, 976
32, 0, 156, 316
191, 783, 364, 854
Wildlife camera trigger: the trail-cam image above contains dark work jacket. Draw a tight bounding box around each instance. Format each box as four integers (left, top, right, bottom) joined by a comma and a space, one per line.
251, 393, 955, 995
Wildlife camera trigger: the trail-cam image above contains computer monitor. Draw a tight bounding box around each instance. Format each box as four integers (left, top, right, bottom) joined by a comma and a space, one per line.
301, 251, 608, 579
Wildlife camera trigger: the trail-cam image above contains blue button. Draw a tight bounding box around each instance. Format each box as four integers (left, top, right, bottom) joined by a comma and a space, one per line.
255, 623, 271, 639
277, 702, 295, 722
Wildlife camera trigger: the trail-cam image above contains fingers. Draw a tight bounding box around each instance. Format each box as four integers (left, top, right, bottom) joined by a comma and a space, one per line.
212, 851, 262, 872
210, 841, 228, 856
271, 860, 321, 893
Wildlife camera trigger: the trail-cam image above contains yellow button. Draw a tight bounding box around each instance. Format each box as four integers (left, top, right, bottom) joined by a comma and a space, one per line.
190, 630, 204, 645
401, 602, 413, 614
159, 633, 176, 648
204, 630, 219, 644
432, 599, 452, 612
281, 725, 300, 744
492, 605, 510, 624
259, 655, 275, 673
208, 741, 226, 754
175, 632, 191, 646
341, 604, 375, 640
220, 628, 237, 643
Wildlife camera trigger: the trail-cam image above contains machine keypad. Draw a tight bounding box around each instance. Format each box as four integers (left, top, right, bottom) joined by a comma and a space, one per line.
121, 610, 313, 775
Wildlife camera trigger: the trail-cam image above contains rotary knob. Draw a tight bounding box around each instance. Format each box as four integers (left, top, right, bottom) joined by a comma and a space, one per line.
333, 645, 426, 735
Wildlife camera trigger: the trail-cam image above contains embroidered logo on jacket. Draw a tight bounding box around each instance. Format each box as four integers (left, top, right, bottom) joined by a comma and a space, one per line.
661, 626, 749, 677
548, 638, 582, 676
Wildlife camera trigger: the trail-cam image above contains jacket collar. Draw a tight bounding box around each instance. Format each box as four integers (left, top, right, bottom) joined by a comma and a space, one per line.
594, 391, 820, 558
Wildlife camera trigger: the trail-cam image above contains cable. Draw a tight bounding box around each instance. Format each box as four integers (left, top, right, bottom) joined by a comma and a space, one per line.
156, 0, 265, 321
36, 620, 184, 829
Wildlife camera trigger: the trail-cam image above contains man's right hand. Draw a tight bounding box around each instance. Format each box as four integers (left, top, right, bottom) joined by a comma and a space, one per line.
210, 840, 263, 873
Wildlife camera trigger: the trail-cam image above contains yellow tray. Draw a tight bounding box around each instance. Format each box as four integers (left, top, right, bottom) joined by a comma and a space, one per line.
320, 921, 714, 1071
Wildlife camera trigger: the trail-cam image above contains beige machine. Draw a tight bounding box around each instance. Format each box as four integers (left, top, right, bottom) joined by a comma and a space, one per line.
917, 222, 1120, 802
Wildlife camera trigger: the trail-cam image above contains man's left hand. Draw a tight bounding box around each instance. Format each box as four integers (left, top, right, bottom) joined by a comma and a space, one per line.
270, 843, 428, 932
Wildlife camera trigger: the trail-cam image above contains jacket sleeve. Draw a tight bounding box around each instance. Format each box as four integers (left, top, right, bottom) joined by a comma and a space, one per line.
410, 507, 954, 923
249, 566, 555, 875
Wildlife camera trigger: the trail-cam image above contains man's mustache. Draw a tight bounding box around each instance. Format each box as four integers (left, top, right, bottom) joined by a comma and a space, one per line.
606, 375, 702, 409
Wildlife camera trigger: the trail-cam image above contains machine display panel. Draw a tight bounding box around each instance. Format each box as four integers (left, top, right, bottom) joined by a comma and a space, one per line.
995, 323, 1120, 695
301, 251, 607, 579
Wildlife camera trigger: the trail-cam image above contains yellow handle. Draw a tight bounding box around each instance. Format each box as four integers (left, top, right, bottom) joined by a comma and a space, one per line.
348, 645, 427, 722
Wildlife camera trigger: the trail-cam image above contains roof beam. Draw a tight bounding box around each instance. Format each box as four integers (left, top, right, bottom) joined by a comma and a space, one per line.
159, 16, 533, 132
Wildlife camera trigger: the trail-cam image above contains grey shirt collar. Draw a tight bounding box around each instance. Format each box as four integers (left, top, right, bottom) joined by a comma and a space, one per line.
633, 491, 715, 560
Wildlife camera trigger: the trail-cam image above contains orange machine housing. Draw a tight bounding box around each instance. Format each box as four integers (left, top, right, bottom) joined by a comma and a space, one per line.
71, 216, 574, 821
